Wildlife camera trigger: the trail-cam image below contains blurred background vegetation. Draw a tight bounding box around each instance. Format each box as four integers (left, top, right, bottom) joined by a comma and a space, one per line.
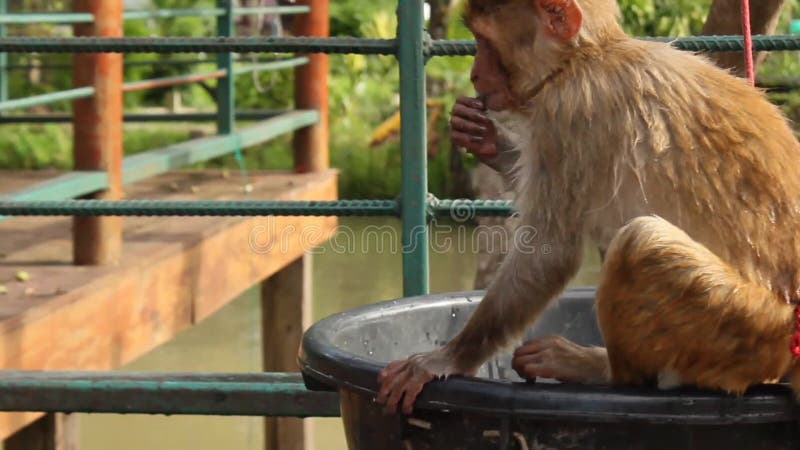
3, 0, 800, 198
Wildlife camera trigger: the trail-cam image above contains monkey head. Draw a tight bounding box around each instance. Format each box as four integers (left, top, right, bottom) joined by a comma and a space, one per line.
464, 0, 624, 110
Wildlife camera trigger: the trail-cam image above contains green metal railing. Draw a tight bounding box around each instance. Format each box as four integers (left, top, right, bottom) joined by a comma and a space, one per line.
0, 34, 798, 54
0, 371, 339, 417
0, 0, 792, 423
0, 198, 516, 217
0, 110, 318, 203
0, 6, 310, 24
0, 1, 791, 320
0, 3, 314, 209
1, 28, 794, 292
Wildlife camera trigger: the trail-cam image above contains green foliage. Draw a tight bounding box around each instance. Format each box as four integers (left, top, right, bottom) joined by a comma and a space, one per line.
0, 124, 72, 169
0, 124, 192, 169
330, 0, 396, 37
618, 0, 711, 36
754, 0, 800, 79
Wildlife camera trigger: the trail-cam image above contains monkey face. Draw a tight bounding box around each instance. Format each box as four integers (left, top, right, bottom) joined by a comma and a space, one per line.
464, 0, 586, 106
470, 36, 515, 111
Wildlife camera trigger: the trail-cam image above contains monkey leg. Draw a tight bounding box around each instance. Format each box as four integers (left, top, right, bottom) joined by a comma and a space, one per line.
596, 216, 795, 394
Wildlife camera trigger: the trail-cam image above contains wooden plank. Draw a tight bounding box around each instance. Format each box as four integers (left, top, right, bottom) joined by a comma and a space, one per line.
0, 169, 339, 439
5, 414, 78, 450
262, 254, 314, 450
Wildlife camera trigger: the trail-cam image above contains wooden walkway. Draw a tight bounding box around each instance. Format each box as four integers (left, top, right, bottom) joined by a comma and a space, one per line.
0, 169, 338, 441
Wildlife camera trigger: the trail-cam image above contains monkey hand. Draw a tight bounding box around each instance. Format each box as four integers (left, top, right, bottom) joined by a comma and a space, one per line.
450, 96, 499, 162
512, 335, 610, 385
377, 348, 477, 415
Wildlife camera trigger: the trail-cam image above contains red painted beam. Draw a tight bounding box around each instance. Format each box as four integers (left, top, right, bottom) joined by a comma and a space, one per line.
121, 70, 226, 92
72, 0, 123, 265
292, 0, 329, 173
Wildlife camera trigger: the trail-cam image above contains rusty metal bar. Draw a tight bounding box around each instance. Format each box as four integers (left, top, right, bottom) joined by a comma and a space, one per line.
71, 0, 123, 266
292, 0, 329, 173
0, 57, 307, 112
2, 56, 301, 70
122, 70, 225, 92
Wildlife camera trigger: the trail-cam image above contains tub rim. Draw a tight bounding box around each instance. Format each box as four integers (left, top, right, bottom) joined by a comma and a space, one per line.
299, 287, 799, 425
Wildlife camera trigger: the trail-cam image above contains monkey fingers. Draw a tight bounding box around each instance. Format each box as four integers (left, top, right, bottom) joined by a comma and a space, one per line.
377, 357, 436, 414
455, 95, 486, 110
450, 96, 499, 158
512, 335, 609, 384
453, 97, 492, 122
452, 130, 497, 157
451, 115, 490, 137
514, 357, 559, 380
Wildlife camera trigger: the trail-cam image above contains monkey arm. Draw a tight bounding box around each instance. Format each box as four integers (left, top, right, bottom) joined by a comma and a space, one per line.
442, 230, 584, 371
378, 226, 584, 414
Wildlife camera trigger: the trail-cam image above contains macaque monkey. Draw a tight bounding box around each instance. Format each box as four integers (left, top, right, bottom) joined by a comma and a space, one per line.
377, 0, 800, 415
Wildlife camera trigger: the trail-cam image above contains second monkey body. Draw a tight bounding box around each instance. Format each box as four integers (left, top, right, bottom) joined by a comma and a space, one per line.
378, 0, 800, 414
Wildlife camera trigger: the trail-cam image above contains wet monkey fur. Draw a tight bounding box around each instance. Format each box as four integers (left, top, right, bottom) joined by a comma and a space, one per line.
376, 0, 800, 415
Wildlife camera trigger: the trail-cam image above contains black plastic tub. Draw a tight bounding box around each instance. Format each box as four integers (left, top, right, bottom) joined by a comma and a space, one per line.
299, 287, 800, 449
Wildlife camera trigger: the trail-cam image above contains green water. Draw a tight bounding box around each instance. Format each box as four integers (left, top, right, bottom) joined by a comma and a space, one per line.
79, 217, 601, 450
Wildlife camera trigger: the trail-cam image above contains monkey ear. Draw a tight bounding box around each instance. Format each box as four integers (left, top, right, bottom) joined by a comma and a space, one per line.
536, 0, 583, 42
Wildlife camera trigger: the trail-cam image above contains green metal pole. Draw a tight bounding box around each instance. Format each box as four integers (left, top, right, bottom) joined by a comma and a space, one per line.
0, 370, 340, 417
0, 12, 94, 25
0, 0, 7, 111
0, 86, 94, 112
216, 0, 234, 135
397, 0, 429, 296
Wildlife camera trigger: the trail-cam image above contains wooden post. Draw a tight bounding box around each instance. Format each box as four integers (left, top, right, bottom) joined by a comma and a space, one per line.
261, 254, 314, 450
24, 1, 125, 445
5, 414, 79, 450
292, 0, 329, 173
72, 0, 123, 265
